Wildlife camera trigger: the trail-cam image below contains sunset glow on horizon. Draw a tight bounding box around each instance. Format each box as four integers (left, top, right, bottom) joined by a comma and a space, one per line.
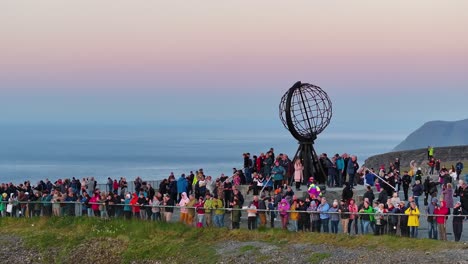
1, 1, 467, 126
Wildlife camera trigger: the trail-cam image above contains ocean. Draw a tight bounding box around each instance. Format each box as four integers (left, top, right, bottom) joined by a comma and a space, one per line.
0, 124, 403, 184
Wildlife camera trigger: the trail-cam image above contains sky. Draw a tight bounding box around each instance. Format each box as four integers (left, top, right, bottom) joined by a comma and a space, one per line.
1, 1, 468, 135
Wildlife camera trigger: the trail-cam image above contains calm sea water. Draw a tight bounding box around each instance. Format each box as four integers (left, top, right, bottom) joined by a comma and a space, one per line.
0, 125, 402, 184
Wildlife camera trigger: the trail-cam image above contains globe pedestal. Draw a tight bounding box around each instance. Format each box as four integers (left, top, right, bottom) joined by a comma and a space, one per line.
292, 142, 327, 184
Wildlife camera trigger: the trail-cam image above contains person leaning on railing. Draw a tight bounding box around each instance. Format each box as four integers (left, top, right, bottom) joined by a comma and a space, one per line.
405, 202, 420, 238
453, 201, 464, 242
203, 193, 213, 227
212, 196, 225, 228
0, 193, 7, 217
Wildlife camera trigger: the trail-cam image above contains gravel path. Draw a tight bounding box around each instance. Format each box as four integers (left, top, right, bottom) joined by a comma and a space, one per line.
215, 241, 468, 264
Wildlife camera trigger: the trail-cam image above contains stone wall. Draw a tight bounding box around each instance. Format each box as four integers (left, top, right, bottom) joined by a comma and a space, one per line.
364, 145, 468, 170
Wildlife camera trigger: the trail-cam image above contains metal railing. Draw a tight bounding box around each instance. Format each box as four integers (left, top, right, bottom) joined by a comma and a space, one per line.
1, 199, 467, 240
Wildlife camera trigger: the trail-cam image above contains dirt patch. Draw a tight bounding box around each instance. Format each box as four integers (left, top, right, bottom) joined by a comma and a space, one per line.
66, 237, 128, 264
0, 234, 43, 264
215, 241, 468, 264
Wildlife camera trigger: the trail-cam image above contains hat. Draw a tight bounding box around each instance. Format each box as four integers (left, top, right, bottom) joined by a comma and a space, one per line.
2, 193, 6, 198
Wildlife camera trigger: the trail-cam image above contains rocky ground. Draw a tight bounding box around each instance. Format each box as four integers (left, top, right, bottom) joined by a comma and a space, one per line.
215, 241, 468, 264
2, 234, 468, 264
0, 234, 43, 264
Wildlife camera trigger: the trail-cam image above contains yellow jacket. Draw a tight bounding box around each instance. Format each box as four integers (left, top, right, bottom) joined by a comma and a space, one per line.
405, 207, 420, 227
290, 204, 299, 221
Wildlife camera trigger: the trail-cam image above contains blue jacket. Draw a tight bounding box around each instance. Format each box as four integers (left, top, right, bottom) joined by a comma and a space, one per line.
177, 176, 188, 194
318, 202, 330, 219
336, 158, 344, 171
365, 173, 375, 186
347, 159, 356, 175
412, 184, 423, 197
271, 166, 285, 181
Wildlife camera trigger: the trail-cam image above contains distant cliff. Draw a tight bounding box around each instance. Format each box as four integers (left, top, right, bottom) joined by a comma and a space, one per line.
364, 145, 468, 170
393, 118, 468, 151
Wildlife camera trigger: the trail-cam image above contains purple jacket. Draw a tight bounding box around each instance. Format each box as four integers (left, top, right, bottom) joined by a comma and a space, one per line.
443, 188, 454, 208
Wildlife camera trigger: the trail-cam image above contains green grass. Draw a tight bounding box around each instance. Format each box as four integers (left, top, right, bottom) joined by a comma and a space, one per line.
239, 244, 257, 253
0, 217, 463, 263
308, 252, 331, 264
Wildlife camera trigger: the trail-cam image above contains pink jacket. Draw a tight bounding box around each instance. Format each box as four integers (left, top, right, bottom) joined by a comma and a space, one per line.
348, 204, 358, 220
278, 199, 290, 216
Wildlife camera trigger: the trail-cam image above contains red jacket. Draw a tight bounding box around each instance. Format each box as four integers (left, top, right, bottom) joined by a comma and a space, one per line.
130, 195, 140, 213
434, 201, 449, 224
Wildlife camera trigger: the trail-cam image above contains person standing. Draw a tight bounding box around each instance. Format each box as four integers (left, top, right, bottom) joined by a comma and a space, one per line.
329, 155, 339, 188
194, 196, 205, 227
271, 161, 286, 191
405, 202, 420, 238
203, 193, 213, 227
428, 146, 434, 160
230, 199, 241, 229
435, 159, 441, 175
247, 202, 258, 230
434, 201, 448, 241
177, 192, 190, 223
347, 156, 359, 187
456, 160, 464, 181
289, 200, 299, 232
294, 159, 304, 191
298, 199, 310, 232
426, 198, 438, 240
394, 158, 400, 172
335, 154, 345, 187
267, 197, 276, 228
401, 171, 411, 201
212, 196, 225, 227
177, 174, 188, 201
428, 158, 435, 175
329, 200, 340, 234
278, 198, 290, 230
281, 154, 292, 186
318, 197, 330, 233
442, 183, 454, 214
359, 200, 374, 234
163, 194, 174, 222
263, 152, 274, 178
374, 203, 387, 236
243, 153, 253, 184
223, 178, 233, 209
347, 199, 358, 235
452, 201, 464, 242
107, 178, 113, 193
258, 196, 267, 227
412, 180, 423, 208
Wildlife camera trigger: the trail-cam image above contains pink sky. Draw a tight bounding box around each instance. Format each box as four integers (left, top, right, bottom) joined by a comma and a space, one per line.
1, 1, 467, 127
2, 1, 468, 94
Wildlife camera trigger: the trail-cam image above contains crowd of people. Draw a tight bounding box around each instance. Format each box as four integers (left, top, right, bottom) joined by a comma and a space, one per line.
0, 147, 466, 242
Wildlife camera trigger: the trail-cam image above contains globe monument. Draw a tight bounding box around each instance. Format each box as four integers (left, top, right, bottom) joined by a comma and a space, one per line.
279, 81, 333, 184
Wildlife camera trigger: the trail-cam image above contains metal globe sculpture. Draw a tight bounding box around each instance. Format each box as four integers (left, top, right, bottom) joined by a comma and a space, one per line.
279, 81, 333, 184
